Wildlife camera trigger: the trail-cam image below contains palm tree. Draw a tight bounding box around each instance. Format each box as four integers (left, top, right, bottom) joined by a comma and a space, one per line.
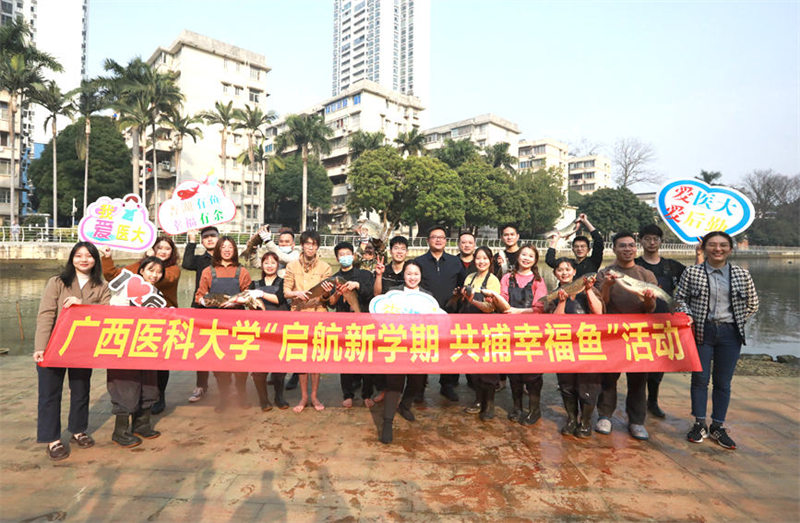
236, 138, 284, 222
199, 100, 238, 189
695, 170, 722, 185
31, 81, 74, 227
70, 79, 110, 214
234, 104, 277, 223
159, 110, 203, 184
114, 94, 150, 200
275, 113, 332, 230
483, 142, 517, 172
394, 128, 426, 157
348, 130, 385, 161
0, 16, 62, 224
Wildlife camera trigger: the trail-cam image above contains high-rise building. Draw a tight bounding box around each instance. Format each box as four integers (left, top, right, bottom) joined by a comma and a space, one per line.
332, 0, 430, 116
567, 154, 613, 195
422, 114, 520, 157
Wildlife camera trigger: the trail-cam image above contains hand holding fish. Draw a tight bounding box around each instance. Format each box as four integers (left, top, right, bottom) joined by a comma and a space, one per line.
583, 275, 596, 292
557, 288, 569, 303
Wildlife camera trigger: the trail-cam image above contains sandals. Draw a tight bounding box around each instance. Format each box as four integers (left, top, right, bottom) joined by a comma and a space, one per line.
71, 433, 95, 449
47, 441, 70, 461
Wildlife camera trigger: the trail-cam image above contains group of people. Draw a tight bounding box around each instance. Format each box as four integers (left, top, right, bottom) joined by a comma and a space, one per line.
34, 215, 759, 459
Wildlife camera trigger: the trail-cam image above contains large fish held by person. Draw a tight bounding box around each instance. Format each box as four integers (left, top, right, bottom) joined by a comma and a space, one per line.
605, 269, 678, 311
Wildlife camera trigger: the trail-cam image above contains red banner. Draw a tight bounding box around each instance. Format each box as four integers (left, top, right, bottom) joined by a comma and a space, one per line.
41, 305, 701, 373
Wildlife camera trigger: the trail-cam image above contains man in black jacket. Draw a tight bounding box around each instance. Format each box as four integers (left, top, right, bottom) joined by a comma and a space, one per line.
545, 213, 604, 276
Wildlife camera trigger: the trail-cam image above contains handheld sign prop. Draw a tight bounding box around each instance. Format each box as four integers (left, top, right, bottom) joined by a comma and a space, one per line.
108, 269, 167, 308
657, 180, 754, 244
369, 290, 446, 314
158, 176, 236, 235
78, 194, 156, 252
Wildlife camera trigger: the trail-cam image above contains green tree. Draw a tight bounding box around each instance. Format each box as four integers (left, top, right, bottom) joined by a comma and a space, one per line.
264, 155, 332, 228
0, 16, 62, 224
31, 80, 74, 226
234, 104, 277, 222
347, 146, 406, 237
514, 167, 567, 235
29, 116, 130, 220
71, 79, 111, 214
482, 142, 517, 172
433, 138, 480, 169
568, 189, 585, 207
401, 156, 464, 232
740, 170, 800, 246
578, 187, 655, 235
160, 109, 203, 183
348, 130, 385, 161
275, 113, 333, 230
457, 158, 520, 231
695, 170, 722, 185
394, 128, 426, 157
199, 100, 239, 189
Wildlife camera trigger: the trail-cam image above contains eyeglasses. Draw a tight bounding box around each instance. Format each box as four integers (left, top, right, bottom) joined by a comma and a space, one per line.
616, 243, 637, 249
429, 235, 447, 240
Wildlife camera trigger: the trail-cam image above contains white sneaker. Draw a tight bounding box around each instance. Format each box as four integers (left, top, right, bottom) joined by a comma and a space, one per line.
188, 387, 205, 403
595, 417, 612, 435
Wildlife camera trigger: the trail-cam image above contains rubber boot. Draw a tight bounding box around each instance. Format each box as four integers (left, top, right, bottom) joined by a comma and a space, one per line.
479, 384, 496, 421
521, 388, 542, 426
576, 400, 594, 438
285, 373, 299, 390
132, 408, 161, 439
560, 393, 579, 435
112, 414, 142, 448
647, 379, 666, 418
254, 377, 273, 411
273, 378, 289, 410
381, 390, 401, 444
507, 381, 524, 422
464, 387, 482, 415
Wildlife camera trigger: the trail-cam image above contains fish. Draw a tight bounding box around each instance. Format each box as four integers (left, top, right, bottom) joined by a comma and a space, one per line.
176, 184, 200, 200
604, 269, 677, 311
543, 219, 581, 239
538, 272, 598, 310
305, 276, 346, 300
202, 291, 266, 310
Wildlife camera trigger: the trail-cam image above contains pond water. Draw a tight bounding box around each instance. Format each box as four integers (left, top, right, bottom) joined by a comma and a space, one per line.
1, 256, 797, 357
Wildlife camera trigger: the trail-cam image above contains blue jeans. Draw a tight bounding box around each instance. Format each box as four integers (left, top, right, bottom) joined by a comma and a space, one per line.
690, 322, 741, 423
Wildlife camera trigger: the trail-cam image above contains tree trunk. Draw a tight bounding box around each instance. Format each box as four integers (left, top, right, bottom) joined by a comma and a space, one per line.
131, 127, 140, 195
152, 122, 159, 219
83, 117, 91, 216
8, 94, 17, 225
221, 129, 227, 189
140, 132, 146, 204
52, 117, 58, 227
175, 136, 182, 186
301, 145, 308, 231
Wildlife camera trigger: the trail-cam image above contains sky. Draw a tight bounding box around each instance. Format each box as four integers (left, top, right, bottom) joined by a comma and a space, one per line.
86, 0, 799, 190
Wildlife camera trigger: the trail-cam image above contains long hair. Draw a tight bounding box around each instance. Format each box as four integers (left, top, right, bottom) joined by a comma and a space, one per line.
149, 236, 178, 267
473, 246, 495, 276
137, 256, 166, 284
509, 244, 542, 284
212, 236, 239, 267
59, 241, 103, 287
260, 251, 281, 279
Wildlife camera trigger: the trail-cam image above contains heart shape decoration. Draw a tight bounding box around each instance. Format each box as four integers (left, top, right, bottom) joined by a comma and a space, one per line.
656, 180, 755, 244
126, 275, 154, 305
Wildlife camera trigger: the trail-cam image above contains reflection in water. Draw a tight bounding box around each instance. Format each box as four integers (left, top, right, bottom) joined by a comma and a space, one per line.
2, 257, 798, 357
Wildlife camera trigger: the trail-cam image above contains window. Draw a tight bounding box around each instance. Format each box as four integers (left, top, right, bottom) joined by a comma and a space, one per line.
264, 143, 273, 153
250, 67, 260, 80
0, 131, 7, 146
246, 181, 258, 195
583, 183, 595, 191
533, 145, 546, 155
233, 134, 242, 144
519, 160, 531, 169
234, 86, 242, 97
0, 159, 10, 175
245, 204, 259, 219
0, 188, 9, 203
249, 89, 261, 103
353, 93, 361, 105
222, 83, 230, 95
584, 171, 595, 179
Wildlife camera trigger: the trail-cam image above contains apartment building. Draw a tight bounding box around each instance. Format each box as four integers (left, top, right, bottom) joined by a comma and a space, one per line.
264, 79, 424, 232
422, 114, 521, 157
147, 30, 271, 230
0, 93, 22, 224
567, 154, 613, 195
332, 0, 430, 122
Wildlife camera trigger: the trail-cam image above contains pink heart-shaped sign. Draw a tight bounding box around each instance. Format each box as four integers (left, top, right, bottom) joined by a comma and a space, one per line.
656, 180, 755, 244
126, 275, 152, 305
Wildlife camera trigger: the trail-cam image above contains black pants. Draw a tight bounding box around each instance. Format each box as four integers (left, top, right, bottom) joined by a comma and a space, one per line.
341, 374, 375, 400
107, 368, 159, 415
439, 374, 459, 388
37, 366, 92, 443
508, 373, 543, 391
469, 374, 500, 386
597, 372, 648, 425
557, 373, 601, 407
157, 370, 169, 398
386, 374, 426, 404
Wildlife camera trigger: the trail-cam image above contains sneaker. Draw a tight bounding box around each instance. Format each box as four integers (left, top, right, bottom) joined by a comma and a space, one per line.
595, 417, 612, 435
709, 426, 736, 450
188, 387, 205, 403
686, 422, 708, 443
628, 423, 650, 441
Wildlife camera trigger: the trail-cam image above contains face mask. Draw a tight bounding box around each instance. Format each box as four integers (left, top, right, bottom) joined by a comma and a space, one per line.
279, 246, 293, 254
338, 255, 354, 268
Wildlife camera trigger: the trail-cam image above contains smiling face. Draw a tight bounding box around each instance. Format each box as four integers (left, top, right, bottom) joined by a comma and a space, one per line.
554, 261, 576, 284
427, 229, 447, 254
220, 239, 236, 262
72, 247, 95, 275
502, 227, 519, 248
612, 236, 637, 264
403, 264, 422, 289
703, 234, 732, 266
154, 240, 173, 262
516, 246, 537, 271
390, 242, 408, 264
139, 261, 164, 285
572, 239, 590, 260
474, 249, 491, 273
262, 255, 279, 276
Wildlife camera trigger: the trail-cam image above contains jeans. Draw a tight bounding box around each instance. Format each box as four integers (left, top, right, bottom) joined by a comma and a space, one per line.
37, 366, 92, 443
691, 322, 742, 423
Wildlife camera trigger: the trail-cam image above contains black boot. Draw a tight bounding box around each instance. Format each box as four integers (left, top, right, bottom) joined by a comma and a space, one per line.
479, 384, 495, 421
132, 408, 161, 439
254, 377, 273, 412
273, 378, 289, 410
464, 386, 482, 415
575, 400, 594, 438
560, 394, 579, 436
647, 379, 666, 418
381, 391, 401, 444
285, 373, 299, 390
522, 388, 541, 426
380, 419, 393, 444
508, 381, 524, 422
112, 414, 142, 448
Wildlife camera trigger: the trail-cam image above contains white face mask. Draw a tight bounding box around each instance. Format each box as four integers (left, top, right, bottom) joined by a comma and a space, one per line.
279, 246, 293, 254
338, 255, 354, 268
